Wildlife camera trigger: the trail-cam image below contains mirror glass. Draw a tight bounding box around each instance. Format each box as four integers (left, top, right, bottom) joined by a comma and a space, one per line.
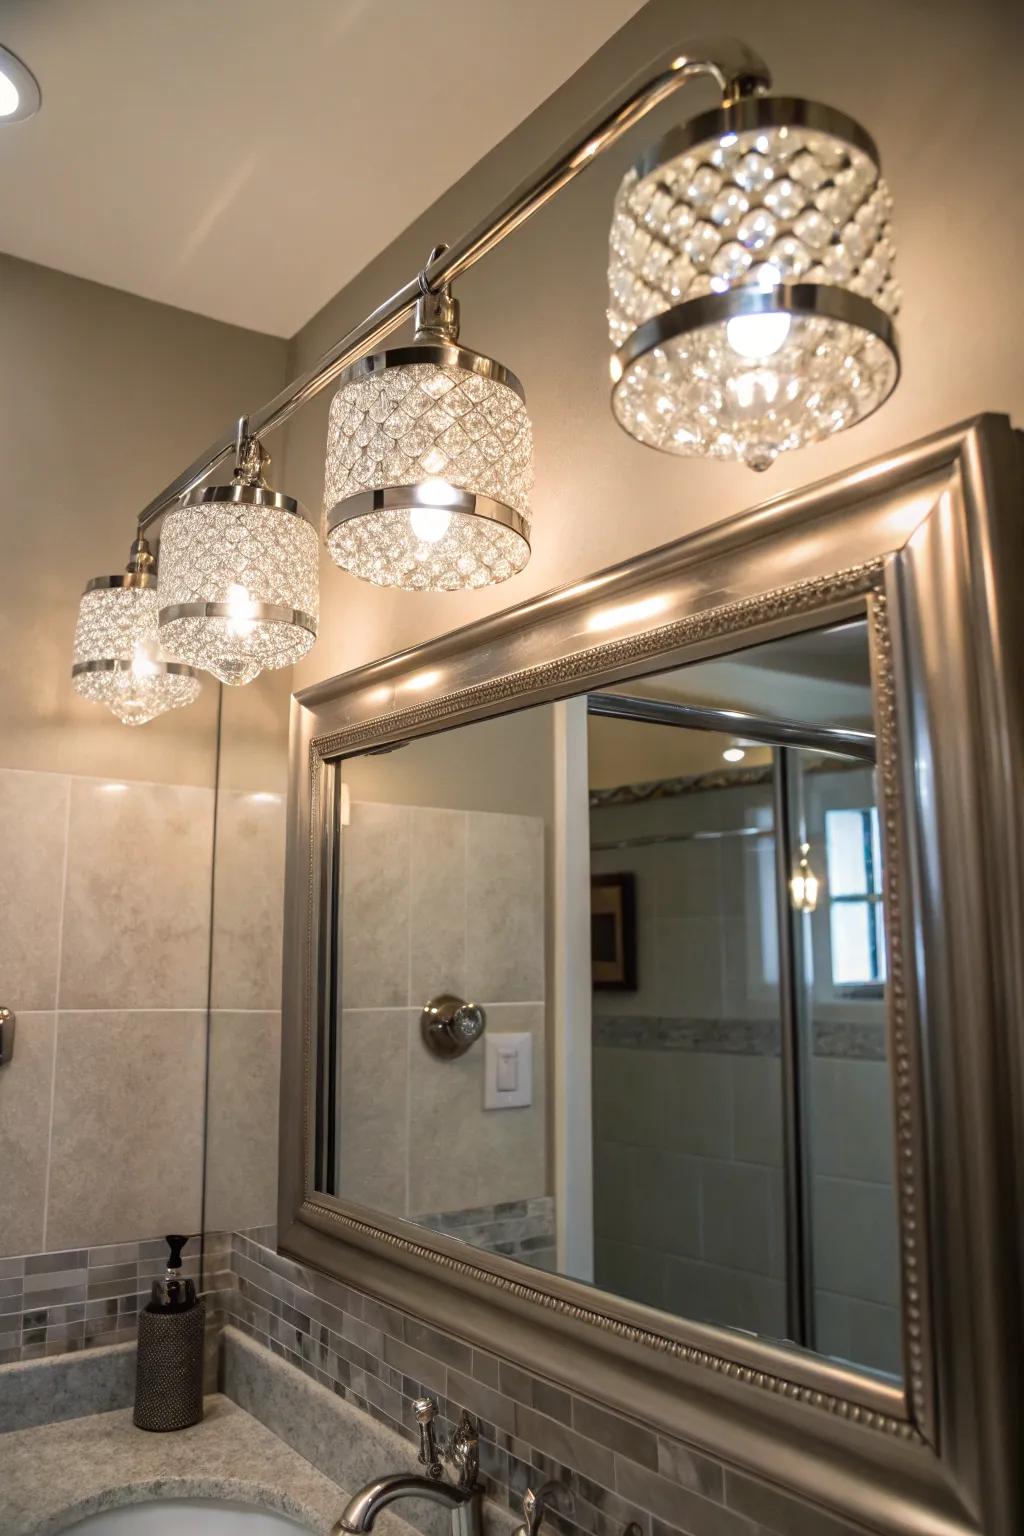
315, 617, 902, 1380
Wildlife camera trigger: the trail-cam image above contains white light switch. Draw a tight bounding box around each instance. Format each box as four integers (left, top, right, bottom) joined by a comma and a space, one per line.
484, 1032, 532, 1109
496, 1046, 518, 1092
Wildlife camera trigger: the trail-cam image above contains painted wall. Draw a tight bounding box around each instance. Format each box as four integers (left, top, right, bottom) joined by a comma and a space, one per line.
0, 254, 287, 785
281, 0, 1023, 697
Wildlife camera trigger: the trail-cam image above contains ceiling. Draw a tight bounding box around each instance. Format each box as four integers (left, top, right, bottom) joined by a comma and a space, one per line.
0, 0, 643, 337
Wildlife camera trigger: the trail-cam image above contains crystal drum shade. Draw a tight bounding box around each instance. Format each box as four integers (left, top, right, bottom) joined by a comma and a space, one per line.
158, 485, 319, 687
608, 97, 900, 470
71, 578, 201, 726
323, 347, 533, 591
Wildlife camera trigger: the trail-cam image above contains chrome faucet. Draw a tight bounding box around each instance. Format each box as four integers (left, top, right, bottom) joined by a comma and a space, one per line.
332, 1398, 482, 1536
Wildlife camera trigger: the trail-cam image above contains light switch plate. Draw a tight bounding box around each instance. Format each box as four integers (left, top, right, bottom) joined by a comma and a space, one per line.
484, 1031, 532, 1109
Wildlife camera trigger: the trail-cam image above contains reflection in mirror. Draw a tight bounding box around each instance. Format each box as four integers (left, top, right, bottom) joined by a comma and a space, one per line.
316, 617, 901, 1381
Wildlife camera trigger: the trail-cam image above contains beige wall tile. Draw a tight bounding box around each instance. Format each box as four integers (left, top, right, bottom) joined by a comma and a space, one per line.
46, 1011, 205, 1248
0, 770, 69, 1011
212, 791, 287, 1010
408, 1001, 546, 1215
466, 813, 545, 1003
59, 779, 214, 1010
341, 803, 410, 1010
205, 1010, 281, 1233
336, 1008, 411, 1216
0, 1012, 55, 1257
410, 808, 466, 1007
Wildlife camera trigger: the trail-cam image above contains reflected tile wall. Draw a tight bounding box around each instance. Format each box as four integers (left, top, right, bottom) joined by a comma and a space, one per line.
335, 803, 547, 1226
0, 770, 214, 1259
0, 769, 287, 1263
589, 776, 900, 1372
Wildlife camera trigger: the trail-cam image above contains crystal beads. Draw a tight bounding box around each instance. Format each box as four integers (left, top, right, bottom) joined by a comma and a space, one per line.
323, 351, 533, 591
72, 579, 201, 726
608, 99, 900, 468
611, 307, 898, 473
158, 478, 318, 687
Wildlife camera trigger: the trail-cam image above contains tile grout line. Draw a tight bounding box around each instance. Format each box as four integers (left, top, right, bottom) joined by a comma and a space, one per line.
40, 777, 73, 1251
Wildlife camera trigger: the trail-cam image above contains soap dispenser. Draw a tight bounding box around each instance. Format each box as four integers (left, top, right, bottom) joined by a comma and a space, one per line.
133, 1233, 205, 1431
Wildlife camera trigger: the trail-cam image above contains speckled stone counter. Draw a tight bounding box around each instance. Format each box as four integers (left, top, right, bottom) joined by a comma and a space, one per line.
0, 1394, 357, 1535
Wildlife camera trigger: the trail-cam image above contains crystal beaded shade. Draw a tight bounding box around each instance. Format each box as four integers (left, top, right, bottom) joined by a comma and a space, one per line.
323, 348, 533, 592
158, 487, 319, 687
72, 580, 201, 726
608, 98, 900, 470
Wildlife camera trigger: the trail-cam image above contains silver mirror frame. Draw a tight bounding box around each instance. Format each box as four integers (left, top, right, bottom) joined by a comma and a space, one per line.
279, 414, 1024, 1536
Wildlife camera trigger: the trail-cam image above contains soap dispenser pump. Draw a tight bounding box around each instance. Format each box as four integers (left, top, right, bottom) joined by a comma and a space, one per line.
133, 1233, 205, 1431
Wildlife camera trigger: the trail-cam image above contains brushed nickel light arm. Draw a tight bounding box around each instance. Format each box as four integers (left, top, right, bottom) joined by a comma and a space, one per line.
134, 37, 770, 532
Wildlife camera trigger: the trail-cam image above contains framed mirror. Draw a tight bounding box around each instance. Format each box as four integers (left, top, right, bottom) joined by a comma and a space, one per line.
279, 415, 1024, 1536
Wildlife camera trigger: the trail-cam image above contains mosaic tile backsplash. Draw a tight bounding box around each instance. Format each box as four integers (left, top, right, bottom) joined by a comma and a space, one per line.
210, 1229, 864, 1536
0, 1225, 872, 1534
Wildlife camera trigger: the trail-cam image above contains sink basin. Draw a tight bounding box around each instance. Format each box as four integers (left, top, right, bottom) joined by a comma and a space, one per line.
68, 1497, 311, 1532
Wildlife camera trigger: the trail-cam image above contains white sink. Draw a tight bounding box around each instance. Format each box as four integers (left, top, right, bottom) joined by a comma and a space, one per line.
68, 1497, 311, 1533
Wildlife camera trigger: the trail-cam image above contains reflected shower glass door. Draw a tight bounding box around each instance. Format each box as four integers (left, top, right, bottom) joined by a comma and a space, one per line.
589, 725, 788, 1339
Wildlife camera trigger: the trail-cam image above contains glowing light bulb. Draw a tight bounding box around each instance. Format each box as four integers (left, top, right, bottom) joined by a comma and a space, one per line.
225, 582, 257, 636
0, 72, 19, 117
410, 506, 452, 543
130, 641, 160, 679
790, 844, 820, 913
726, 312, 792, 360
723, 746, 746, 763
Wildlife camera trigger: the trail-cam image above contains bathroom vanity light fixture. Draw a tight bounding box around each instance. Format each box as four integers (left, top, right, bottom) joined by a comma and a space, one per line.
157, 426, 318, 686
71, 534, 201, 726
323, 247, 533, 591
608, 96, 900, 470
790, 842, 820, 912
76, 38, 906, 720
723, 745, 746, 762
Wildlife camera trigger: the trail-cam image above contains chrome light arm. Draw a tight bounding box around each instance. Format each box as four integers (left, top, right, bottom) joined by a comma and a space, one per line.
135, 37, 770, 531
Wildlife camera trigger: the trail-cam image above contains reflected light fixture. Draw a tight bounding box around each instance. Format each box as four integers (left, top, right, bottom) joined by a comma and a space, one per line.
71, 535, 201, 726
608, 96, 900, 470
0, 45, 41, 122
158, 430, 318, 686
323, 246, 533, 591
790, 842, 820, 912
723, 745, 746, 763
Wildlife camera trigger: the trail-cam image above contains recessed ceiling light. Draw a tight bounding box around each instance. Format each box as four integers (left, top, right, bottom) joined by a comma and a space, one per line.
723, 746, 746, 763
0, 45, 41, 123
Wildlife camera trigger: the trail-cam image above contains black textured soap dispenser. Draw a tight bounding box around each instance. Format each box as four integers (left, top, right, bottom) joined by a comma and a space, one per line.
133, 1234, 205, 1431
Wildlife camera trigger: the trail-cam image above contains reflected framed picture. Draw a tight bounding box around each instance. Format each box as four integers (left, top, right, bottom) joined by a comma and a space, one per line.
591, 872, 637, 990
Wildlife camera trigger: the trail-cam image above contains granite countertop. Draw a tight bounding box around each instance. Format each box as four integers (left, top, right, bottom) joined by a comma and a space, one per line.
0, 1394, 353, 1535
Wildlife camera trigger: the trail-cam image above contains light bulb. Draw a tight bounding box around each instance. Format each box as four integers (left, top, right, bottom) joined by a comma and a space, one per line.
723, 746, 746, 763
130, 641, 160, 680
790, 844, 820, 912
726, 312, 792, 360
0, 71, 19, 117
225, 582, 257, 637
409, 506, 452, 544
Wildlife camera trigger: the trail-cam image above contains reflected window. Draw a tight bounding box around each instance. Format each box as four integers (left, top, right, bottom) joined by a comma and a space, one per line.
825, 807, 885, 988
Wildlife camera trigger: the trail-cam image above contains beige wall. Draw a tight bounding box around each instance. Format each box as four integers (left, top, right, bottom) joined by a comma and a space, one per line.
283, 0, 1022, 700
0, 254, 287, 785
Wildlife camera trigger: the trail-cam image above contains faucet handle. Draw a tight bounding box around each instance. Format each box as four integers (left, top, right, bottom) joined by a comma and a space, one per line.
515, 1483, 573, 1536
413, 1396, 443, 1480
445, 1410, 479, 1490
